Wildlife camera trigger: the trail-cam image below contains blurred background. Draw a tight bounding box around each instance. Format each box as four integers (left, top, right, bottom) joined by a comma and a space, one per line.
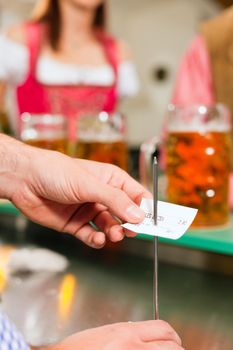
0, 0, 228, 145
1, 1, 233, 350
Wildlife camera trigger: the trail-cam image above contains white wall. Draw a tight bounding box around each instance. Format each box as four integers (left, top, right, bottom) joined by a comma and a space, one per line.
0, 0, 34, 28
108, 0, 221, 146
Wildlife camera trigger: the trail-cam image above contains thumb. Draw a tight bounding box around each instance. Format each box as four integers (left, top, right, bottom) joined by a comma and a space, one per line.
87, 181, 145, 223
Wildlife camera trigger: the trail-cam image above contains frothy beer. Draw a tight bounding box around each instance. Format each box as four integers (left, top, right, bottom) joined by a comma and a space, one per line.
20, 113, 67, 154
75, 133, 128, 171
166, 127, 231, 227
25, 138, 67, 154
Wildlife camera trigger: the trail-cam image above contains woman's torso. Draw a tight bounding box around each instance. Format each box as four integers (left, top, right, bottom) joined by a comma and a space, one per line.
0, 22, 139, 137
18, 22, 119, 139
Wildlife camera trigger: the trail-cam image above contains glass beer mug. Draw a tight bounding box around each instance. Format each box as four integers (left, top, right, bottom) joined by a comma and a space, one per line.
75, 112, 128, 171
140, 104, 232, 228
20, 113, 68, 154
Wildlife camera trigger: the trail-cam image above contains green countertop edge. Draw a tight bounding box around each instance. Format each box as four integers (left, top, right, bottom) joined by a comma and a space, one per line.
0, 202, 20, 215
137, 224, 233, 256
1, 202, 233, 256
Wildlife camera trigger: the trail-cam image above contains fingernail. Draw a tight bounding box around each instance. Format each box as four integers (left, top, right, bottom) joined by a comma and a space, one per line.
126, 205, 144, 220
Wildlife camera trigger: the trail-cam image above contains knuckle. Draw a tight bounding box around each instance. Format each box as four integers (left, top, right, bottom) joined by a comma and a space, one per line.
155, 320, 181, 343
157, 320, 172, 331
110, 164, 120, 172
166, 329, 180, 341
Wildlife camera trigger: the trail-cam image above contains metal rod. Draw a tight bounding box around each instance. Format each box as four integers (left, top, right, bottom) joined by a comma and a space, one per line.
153, 157, 159, 320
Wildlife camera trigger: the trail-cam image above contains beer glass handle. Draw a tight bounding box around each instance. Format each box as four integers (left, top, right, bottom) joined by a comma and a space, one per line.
139, 136, 160, 188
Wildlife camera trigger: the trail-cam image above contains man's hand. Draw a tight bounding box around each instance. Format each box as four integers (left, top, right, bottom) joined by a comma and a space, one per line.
0, 134, 151, 248
33, 320, 184, 350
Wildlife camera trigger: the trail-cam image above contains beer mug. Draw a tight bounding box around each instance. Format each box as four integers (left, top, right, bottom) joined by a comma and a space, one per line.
20, 113, 68, 154
75, 112, 128, 171
140, 104, 232, 227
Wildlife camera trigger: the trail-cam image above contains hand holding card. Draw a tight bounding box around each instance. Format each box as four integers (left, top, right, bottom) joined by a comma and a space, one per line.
122, 198, 198, 240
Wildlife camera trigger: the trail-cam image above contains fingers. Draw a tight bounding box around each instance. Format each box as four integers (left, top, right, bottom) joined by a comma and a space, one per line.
62, 203, 106, 235
88, 181, 145, 224
73, 223, 106, 249
76, 163, 148, 224
103, 164, 152, 204
125, 228, 137, 238
75, 159, 151, 205
74, 211, 126, 246
133, 320, 182, 345
61, 201, 134, 246
93, 211, 125, 242
63, 203, 127, 245
119, 172, 152, 204
56, 320, 184, 350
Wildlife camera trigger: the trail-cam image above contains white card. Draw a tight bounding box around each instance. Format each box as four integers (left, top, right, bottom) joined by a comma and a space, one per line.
122, 199, 198, 240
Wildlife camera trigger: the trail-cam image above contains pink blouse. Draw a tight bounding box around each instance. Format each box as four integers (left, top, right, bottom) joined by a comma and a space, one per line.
172, 35, 215, 106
